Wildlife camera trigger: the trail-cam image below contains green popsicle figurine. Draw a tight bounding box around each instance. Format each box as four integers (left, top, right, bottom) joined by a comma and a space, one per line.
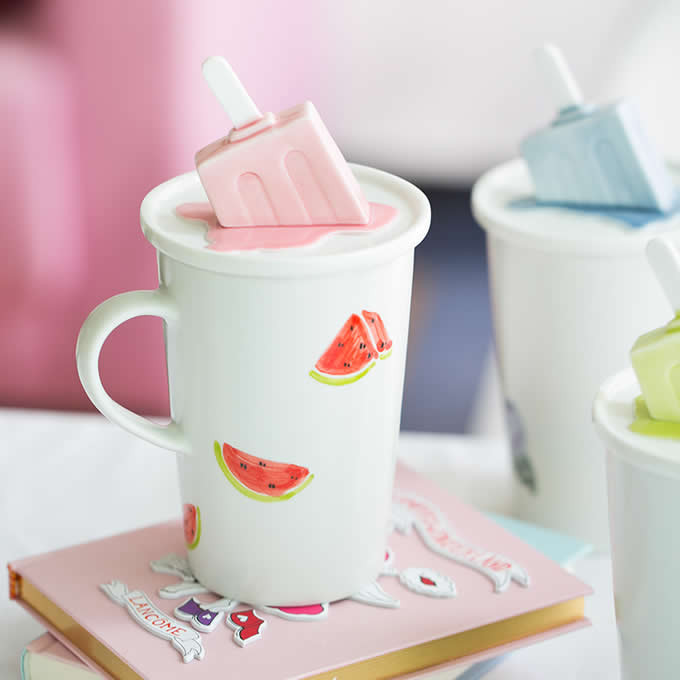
630, 237, 680, 438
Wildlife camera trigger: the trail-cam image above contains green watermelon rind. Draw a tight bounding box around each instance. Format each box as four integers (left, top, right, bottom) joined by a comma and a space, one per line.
213, 441, 314, 503
379, 348, 393, 360
186, 505, 201, 551
309, 361, 375, 386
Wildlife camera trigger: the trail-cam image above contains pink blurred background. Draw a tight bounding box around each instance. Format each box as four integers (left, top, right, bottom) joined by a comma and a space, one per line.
2, 0, 678, 428
1, 0, 332, 415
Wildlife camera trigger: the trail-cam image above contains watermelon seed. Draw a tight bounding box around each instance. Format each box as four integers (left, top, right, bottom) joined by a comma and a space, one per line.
368, 353, 372, 359
380, 341, 385, 349
350, 325, 354, 330
371, 318, 375, 323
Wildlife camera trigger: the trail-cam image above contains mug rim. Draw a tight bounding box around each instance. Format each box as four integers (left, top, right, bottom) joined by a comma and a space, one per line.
140, 164, 431, 278
593, 367, 680, 480
472, 159, 680, 257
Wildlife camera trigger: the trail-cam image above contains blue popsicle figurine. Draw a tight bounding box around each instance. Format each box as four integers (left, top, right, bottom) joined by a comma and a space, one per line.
521, 44, 676, 213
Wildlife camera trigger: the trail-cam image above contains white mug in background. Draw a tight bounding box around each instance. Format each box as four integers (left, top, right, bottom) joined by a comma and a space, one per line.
472, 159, 679, 550
76, 164, 430, 605
593, 368, 680, 680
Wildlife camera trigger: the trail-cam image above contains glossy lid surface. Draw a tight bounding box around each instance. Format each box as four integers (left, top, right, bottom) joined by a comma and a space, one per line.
140, 164, 430, 277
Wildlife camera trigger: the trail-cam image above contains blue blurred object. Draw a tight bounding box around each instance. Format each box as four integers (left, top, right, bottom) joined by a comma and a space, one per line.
520, 44, 676, 214
456, 656, 505, 680
401, 188, 491, 433
509, 195, 680, 228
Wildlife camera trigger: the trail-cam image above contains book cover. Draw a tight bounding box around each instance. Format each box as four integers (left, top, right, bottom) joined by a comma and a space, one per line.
19, 514, 589, 680
21, 632, 507, 680
21, 634, 99, 680
9, 463, 592, 679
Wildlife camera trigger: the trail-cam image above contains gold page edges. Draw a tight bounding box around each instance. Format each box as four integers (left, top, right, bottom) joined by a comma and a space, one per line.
16, 573, 584, 680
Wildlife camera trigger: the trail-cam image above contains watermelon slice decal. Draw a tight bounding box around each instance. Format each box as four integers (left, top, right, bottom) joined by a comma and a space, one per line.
214, 441, 314, 503
183, 504, 201, 550
310, 311, 392, 386
399, 567, 456, 598
361, 310, 393, 359
260, 603, 329, 621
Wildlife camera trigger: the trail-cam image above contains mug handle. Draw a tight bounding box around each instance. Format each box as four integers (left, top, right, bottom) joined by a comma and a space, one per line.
76, 289, 190, 455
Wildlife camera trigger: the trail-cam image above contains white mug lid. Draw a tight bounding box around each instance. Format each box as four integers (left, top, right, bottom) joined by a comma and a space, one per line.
140, 164, 430, 278
472, 159, 680, 257
593, 368, 680, 480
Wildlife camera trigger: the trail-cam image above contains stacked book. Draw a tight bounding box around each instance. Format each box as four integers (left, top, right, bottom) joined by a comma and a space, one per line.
10, 463, 591, 679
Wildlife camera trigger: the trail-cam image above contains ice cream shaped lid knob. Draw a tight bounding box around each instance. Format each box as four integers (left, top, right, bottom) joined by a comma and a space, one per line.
534, 43, 588, 119
646, 237, 680, 313
521, 44, 676, 213
202, 56, 263, 131
195, 56, 370, 228
630, 237, 680, 426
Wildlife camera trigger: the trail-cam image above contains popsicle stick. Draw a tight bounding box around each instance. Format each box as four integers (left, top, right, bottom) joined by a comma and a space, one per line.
202, 56, 262, 129
535, 43, 584, 112
646, 237, 680, 312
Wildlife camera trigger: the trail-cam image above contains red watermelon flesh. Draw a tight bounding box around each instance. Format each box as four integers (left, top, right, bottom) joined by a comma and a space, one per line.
223, 442, 310, 497
361, 310, 392, 354
314, 313, 378, 377
183, 504, 198, 545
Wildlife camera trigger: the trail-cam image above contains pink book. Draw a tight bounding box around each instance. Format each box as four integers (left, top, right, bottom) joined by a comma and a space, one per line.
20, 633, 501, 680
21, 633, 99, 679
9, 463, 592, 679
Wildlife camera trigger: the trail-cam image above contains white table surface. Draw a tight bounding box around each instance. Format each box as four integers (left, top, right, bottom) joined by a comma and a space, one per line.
0, 409, 620, 679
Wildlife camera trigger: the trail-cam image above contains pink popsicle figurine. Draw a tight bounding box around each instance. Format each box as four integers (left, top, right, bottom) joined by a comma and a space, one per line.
195, 56, 370, 228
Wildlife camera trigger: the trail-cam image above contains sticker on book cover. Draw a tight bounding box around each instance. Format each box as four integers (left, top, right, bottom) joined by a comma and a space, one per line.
399, 568, 456, 598
390, 502, 414, 534
227, 609, 267, 647
392, 491, 530, 592
260, 603, 329, 621
100, 581, 205, 663
150, 554, 210, 599
381, 546, 398, 576
174, 596, 239, 633
350, 581, 400, 608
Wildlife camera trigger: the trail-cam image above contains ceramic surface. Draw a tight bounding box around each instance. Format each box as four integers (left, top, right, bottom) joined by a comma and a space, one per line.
594, 368, 680, 680
472, 159, 680, 550
76, 166, 430, 604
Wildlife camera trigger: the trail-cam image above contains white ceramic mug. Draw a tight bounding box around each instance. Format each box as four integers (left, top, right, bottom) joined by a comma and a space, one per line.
593, 368, 680, 680
76, 164, 429, 606
472, 159, 679, 550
